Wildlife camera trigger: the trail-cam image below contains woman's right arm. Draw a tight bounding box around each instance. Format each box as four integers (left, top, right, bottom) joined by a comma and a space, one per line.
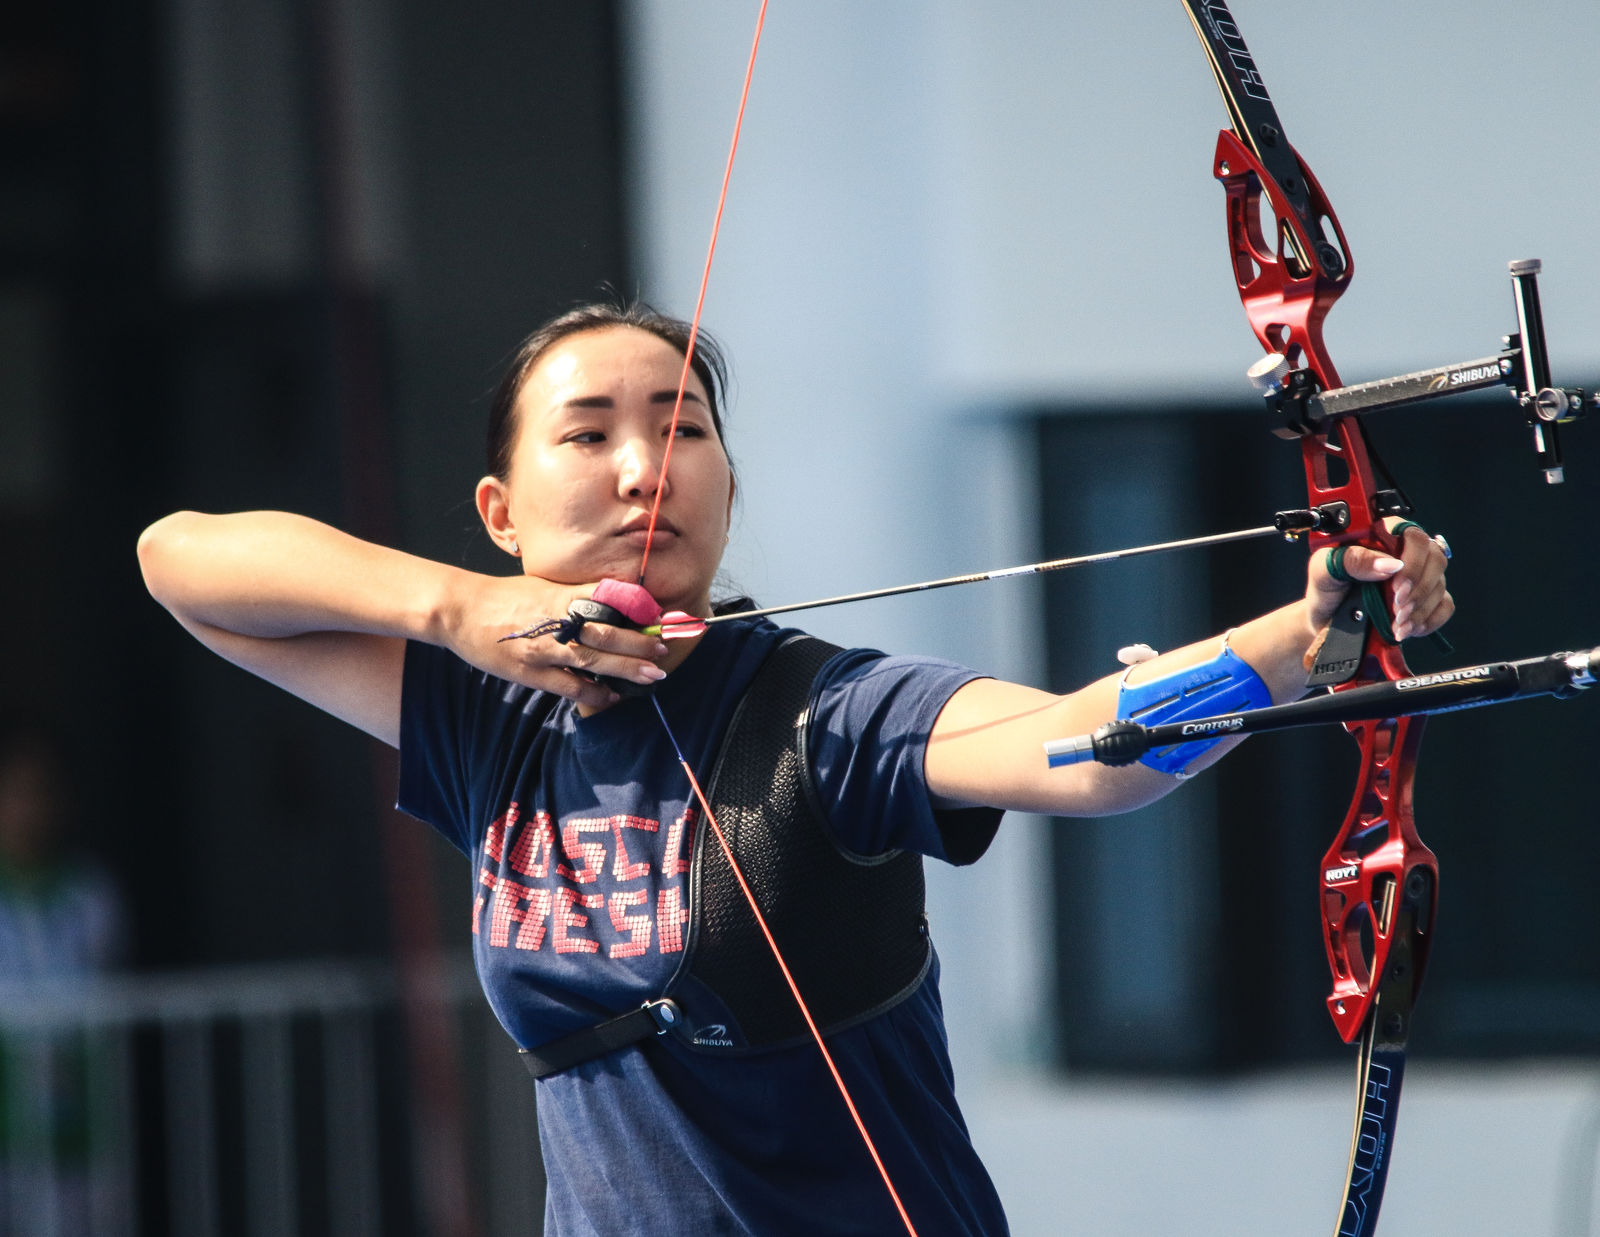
137, 511, 665, 746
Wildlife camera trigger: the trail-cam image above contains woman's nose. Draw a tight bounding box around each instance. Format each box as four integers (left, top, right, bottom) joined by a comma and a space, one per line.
617, 437, 667, 499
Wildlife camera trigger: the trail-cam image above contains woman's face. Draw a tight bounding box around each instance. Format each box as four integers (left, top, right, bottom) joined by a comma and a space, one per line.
481, 325, 734, 613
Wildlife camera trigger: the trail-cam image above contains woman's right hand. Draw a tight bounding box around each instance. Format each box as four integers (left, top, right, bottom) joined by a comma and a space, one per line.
446, 574, 669, 708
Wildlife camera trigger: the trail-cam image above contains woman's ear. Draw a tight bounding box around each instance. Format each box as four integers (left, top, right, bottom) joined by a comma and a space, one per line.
475, 475, 521, 557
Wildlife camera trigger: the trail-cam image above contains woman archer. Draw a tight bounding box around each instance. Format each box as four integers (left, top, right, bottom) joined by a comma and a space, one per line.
138, 300, 1452, 1236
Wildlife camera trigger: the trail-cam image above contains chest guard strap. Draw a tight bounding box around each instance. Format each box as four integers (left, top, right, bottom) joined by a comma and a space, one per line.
520, 635, 931, 1079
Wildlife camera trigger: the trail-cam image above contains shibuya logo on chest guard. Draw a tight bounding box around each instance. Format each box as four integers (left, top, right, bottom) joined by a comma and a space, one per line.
693, 1024, 734, 1048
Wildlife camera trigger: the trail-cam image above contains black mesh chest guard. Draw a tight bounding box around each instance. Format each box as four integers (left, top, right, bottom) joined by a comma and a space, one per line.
673, 634, 931, 1053
518, 634, 932, 1078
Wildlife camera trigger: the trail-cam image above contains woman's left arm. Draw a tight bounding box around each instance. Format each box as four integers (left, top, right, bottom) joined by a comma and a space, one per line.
925, 524, 1452, 817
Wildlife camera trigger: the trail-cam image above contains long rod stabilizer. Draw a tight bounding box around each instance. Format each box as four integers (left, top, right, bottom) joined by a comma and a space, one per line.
1044, 645, 1598, 769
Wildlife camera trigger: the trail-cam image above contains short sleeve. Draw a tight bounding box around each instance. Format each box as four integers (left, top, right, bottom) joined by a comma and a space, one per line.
397, 640, 499, 855
806, 649, 1002, 866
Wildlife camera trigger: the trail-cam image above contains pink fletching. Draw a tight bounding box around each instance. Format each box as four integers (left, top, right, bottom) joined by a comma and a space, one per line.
656, 611, 707, 639
591, 578, 662, 626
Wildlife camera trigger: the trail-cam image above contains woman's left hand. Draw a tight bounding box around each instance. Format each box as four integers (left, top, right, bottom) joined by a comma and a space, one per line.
1306, 521, 1454, 642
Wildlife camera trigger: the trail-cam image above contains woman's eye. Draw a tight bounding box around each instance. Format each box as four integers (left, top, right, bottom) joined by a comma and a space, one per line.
566, 430, 606, 445
673, 422, 707, 439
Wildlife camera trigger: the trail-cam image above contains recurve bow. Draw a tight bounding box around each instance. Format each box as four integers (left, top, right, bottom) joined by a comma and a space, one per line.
1174, 4, 1589, 1231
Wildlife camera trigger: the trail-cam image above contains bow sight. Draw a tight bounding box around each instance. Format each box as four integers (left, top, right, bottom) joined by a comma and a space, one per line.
1249, 259, 1594, 485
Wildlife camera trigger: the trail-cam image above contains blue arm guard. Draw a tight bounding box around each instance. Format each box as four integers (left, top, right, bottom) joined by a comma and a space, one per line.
1116, 636, 1272, 776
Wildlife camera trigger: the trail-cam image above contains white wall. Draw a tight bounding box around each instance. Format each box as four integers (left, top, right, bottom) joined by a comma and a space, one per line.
624, 2, 1600, 1232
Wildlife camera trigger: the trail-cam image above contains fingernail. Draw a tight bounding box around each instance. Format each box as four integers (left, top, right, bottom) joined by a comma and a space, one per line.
654, 641, 669, 656
638, 664, 667, 682
1375, 556, 1404, 572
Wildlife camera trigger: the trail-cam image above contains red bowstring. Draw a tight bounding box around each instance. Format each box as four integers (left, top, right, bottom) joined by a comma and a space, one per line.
651, 699, 921, 1237
636, 1, 768, 588
635, 6, 920, 1235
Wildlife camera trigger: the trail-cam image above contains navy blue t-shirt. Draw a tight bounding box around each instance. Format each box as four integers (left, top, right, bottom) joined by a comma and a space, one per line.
398, 617, 1008, 1236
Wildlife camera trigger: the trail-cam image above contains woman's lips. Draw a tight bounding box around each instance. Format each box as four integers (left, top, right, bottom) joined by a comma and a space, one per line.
618, 520, 677, 549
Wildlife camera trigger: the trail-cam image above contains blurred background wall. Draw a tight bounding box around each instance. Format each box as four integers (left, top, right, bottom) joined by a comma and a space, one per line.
2, 0, 1596, 1233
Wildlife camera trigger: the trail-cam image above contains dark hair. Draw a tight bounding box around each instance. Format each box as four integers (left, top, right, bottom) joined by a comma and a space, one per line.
485, 300, 731, 480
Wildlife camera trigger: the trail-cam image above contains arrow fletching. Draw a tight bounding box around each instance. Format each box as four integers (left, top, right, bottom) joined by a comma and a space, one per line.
648, 611, 708, 640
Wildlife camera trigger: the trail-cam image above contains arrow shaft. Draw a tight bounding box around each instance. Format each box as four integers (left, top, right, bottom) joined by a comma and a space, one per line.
709, 523, 1285, 626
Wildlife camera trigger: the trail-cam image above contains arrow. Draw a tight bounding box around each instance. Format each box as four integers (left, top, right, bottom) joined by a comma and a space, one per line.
644, 504, 1346, 638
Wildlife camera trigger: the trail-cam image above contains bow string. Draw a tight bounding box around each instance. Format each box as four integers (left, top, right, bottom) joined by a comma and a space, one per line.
632, 5, 924, 1234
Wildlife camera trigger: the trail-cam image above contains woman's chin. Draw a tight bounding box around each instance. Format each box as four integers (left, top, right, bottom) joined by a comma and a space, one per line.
650, 585, 713, 618
528, 558, 711, 618
640, 571, 715, 617
614, 551, 716, 614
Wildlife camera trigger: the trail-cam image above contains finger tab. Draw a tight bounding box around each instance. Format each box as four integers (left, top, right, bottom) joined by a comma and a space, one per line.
590, 579, 662, 626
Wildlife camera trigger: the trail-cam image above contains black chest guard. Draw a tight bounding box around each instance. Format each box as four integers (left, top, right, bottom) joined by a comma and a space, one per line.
520, 635, 932, 1078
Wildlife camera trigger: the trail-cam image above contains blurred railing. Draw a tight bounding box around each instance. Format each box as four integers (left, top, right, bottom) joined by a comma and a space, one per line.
0, 959, 542, 1237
